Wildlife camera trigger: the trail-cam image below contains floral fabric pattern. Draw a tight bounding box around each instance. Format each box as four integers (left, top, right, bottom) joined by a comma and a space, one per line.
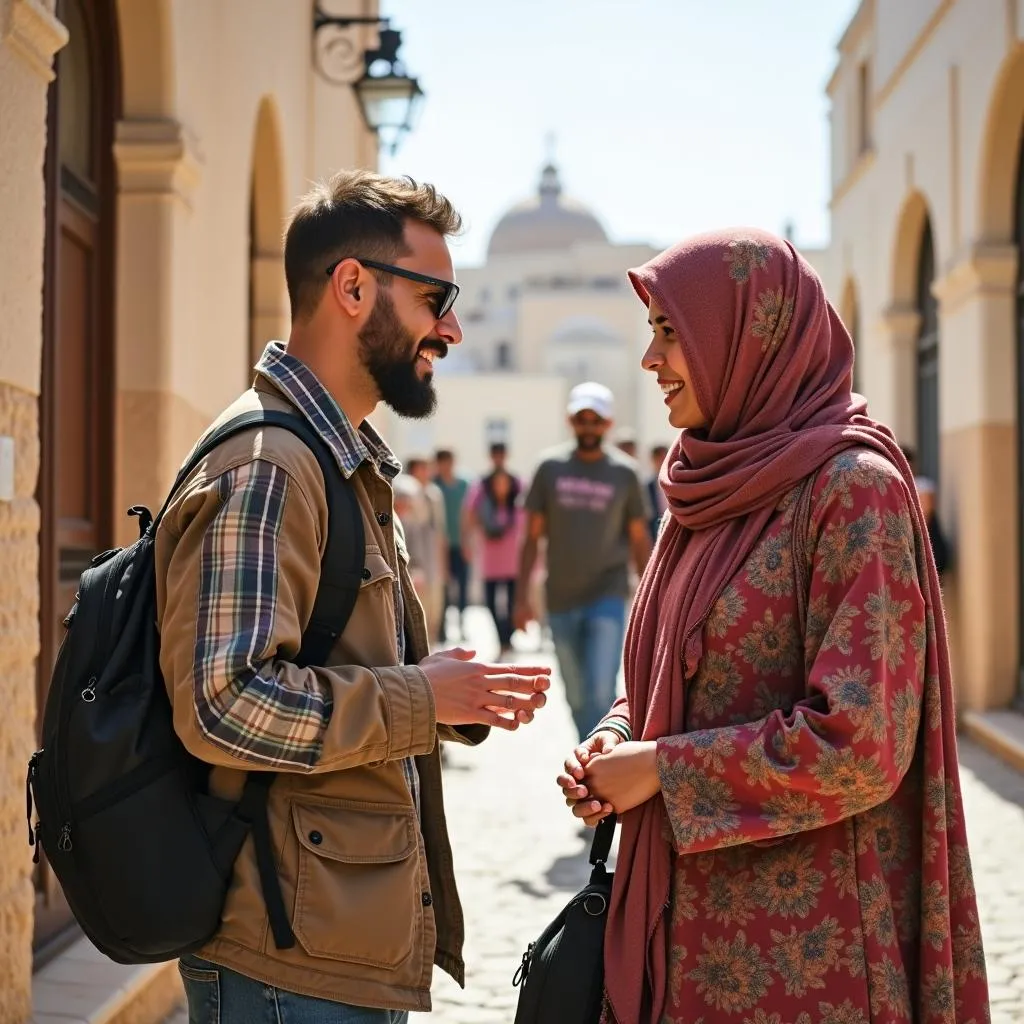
651, 450, 989, 1024
750, 287, 795, 354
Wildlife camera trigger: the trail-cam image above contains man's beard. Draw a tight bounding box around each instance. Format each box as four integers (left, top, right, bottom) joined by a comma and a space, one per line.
359, 291, 444, 419
575, 432, 603, 452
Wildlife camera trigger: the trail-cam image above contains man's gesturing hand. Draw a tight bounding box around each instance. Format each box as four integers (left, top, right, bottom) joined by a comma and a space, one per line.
419, 648, 551, 731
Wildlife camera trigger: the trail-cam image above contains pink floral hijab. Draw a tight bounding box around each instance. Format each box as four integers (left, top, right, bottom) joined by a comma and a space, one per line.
603, 229, 967, 1023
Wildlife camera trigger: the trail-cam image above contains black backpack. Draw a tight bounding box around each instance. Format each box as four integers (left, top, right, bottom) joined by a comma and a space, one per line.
26, 410, 365, 964
512, 815, 616, 1024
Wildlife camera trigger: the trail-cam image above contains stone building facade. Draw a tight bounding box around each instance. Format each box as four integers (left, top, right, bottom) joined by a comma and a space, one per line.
824, 0, 1024, 743
0, 0, 378, 1018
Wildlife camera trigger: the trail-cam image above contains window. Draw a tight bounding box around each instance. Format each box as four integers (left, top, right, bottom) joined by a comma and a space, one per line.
495, 341, 512, 370
857, 61, 872, 155
915, 218, 939, 486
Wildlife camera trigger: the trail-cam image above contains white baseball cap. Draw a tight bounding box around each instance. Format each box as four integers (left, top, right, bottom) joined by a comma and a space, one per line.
567, 381, 614, 420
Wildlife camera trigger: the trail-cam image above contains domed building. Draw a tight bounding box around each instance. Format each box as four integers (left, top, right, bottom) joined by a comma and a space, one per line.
380, 160, 671, 478
487, 163, 609, 258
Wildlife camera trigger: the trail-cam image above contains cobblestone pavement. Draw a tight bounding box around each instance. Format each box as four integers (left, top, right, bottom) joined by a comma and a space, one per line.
166, 607, 1024, 1023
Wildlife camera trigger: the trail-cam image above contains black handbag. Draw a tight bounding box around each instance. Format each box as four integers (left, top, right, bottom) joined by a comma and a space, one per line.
512, 814, 616, 1024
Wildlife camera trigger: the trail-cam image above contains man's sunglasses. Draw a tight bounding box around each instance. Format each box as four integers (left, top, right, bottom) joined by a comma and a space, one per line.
325, 258, 460, 321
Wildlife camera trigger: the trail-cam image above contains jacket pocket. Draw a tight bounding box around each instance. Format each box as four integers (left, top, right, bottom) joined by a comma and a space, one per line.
361, 551, 397, 589
291, 800, 419, 969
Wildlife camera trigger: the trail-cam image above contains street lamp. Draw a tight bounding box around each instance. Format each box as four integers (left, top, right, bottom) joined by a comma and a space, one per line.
312, 6, 424, 156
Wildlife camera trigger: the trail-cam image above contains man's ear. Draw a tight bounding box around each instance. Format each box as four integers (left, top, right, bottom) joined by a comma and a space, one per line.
329, 258, 369, 318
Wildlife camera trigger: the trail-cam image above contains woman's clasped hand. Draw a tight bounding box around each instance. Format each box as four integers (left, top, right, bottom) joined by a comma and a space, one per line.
557, 730, 661, 828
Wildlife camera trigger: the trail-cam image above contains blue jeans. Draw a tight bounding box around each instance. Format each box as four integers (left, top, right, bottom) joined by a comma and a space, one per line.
178, 955, 410, 1024
547, 594, 627, 741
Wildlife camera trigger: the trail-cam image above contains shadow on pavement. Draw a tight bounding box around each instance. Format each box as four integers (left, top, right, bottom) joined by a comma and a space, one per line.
958, 739, 1024, 809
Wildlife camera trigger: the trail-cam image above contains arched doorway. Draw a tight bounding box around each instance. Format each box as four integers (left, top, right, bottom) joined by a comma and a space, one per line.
841, 279, 861, 393
915, 218, 940, 485
36, 0, 120, 959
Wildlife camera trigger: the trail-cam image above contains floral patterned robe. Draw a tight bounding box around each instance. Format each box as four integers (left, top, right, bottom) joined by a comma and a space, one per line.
607, 449, 989, 1024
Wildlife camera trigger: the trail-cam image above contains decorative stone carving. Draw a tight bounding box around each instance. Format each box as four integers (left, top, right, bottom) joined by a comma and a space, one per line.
2, 0, 67, 83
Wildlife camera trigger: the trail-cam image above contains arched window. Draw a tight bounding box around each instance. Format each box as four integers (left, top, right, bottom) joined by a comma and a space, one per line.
842, 280, 861, 394
915, 219, 940, 485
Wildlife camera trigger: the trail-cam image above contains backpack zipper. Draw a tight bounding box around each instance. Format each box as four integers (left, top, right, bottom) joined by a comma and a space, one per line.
26, 751, 40, 860
50, 548, 129, 852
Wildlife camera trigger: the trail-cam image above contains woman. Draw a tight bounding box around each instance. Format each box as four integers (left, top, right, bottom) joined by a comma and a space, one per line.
466, 467, 524, 655
557, 230, 989, 1024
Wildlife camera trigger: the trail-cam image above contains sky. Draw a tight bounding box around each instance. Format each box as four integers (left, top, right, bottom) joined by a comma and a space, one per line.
377, 0, 862, 268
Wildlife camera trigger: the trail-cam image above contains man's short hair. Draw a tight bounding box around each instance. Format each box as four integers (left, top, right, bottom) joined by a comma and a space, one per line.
651, 444, 669, 459
406, 456, 428, 473
435, 448, 454, 462
489, 442, 507, 457
284, 170, 462, 322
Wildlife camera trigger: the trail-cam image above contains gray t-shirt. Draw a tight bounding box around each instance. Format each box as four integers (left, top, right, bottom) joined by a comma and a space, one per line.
525, 444, 649, 613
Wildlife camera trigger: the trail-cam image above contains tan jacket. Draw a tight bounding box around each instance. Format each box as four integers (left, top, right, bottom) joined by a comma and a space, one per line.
155, 384, 485, 1011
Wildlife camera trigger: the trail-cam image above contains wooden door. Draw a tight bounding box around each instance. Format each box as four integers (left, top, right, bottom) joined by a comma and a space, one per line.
34, 0, 119, 962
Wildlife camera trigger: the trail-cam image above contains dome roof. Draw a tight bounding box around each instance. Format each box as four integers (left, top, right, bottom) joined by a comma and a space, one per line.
487, 163, 608, 258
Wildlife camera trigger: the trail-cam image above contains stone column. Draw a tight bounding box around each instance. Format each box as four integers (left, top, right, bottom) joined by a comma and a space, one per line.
0, 0, 67, 1017
932, 243, 1018, 712
113, 118, 203, 547
249, 251, 289, 367
879, 303, 921, 444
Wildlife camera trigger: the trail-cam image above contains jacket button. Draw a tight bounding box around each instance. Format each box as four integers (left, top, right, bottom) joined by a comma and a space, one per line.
421, 892, 433, 907
361, 567, 372, 580
377, 511, 391, 526
309, 831, 323, 845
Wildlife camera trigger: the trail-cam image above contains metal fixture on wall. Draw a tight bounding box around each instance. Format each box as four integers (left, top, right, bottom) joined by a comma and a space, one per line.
312, 4, 424, 155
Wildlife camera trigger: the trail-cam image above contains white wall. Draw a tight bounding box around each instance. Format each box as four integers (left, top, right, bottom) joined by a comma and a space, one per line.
377, 374, 570, 479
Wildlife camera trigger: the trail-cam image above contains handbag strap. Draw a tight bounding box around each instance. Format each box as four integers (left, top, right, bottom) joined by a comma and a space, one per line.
589, 813, 617, 866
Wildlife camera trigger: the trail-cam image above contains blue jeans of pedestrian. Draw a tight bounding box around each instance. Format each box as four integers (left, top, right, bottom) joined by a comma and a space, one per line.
178, 955, 410, 1024
547, 594, 627, 742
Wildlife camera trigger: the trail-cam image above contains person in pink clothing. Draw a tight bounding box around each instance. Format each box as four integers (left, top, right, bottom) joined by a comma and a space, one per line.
465, 458, 525, 656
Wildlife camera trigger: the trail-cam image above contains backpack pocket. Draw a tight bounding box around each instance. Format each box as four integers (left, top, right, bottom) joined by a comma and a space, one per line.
70, 759, 231, 958
290, 800, 418, 969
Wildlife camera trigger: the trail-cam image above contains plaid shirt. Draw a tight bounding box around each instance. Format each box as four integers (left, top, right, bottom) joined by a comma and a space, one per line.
191, 341, 419, 808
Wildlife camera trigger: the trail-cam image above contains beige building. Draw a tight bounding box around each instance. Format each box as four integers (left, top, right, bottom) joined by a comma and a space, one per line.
824, 0, 1024, 761
378, 162, 667, 478
0, 0, 383, 1018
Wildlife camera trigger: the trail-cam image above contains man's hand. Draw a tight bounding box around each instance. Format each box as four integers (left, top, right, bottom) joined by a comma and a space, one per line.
419, 647, 550, 732
556, 730, 624, 827
560, 740, 661, 825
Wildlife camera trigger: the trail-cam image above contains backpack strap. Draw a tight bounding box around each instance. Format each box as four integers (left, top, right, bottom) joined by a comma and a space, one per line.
160, 409, 366, 654
161, 409, 366, 950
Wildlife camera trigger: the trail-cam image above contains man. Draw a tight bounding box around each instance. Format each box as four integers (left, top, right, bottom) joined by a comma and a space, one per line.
404, 454, 448, 641
157, 170, 550, 1022
646, 442, 670, 541
433, 448, 469, 640
514, 381, 651, 741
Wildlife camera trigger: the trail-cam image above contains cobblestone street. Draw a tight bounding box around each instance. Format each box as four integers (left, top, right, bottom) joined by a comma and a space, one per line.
167, 607, 1024, 1023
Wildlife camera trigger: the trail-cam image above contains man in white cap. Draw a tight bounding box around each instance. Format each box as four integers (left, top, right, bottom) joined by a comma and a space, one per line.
514, 382, 652, 740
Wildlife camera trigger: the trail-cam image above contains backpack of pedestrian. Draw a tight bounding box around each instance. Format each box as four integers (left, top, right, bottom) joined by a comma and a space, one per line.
26, 410, 364, 964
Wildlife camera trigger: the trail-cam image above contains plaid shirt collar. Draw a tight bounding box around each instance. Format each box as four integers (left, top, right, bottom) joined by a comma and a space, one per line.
255, 341, 401, 482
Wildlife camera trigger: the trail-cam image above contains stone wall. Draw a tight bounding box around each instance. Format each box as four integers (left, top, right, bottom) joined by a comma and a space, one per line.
0, 0, 66, 1017
0, 384, 40, 1024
